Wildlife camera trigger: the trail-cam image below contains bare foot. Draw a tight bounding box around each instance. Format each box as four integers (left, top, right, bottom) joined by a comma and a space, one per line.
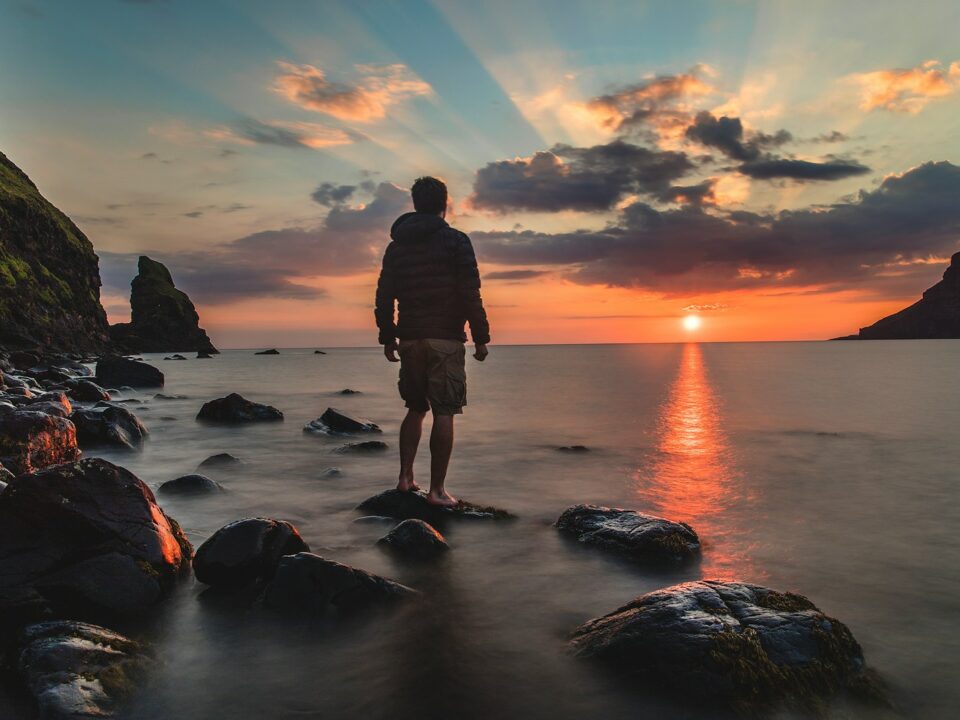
426, 489, 460, 508
397, 476, 421, 492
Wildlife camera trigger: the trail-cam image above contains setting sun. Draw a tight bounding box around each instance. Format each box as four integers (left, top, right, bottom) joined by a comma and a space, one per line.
683, 315, 702, 332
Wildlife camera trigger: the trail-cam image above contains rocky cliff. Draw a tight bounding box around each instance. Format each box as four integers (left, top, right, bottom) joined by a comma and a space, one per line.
0, 151, 110, 352
110, 255, 218, 353
848, 252, 960, 339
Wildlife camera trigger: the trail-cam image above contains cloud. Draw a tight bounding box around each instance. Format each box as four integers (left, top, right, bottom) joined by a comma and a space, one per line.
99, 182, 411, 305
273, 62, 432, 122
470, 140, 694, 212
485, 269, 547, 280
207, 119, 355, 150
738, 157, 871, 181
471, 161, 960, 296
655, 179, 717, 206
684, 111, 791, 161
851, 59, 960, 113
183, 211, 203, 218
311, 182, 357, 207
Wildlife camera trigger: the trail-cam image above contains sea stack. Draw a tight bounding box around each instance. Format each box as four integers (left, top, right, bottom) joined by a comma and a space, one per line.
110, 255, 218, 354
0, 150, 110, 352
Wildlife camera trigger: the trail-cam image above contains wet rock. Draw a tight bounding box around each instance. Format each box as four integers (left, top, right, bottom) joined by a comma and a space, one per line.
0, 458, 192, 615
314, 350, 327, 354
70, 402, 148, 451
157, 474, 223, 496
3, 371, 30, 389
255, 348, 280, 355
9, 351, 40, 370
339, 388, 361, 395
163, 354, 187, 361
153, 393, 186, 401
95, 356, 164, 389
335, 440, 388, 453
377, 519, 449, 558
18, 620, 152, 720
0, 461, 12, 483
196, 351, 213, 359
67, 379, 110, 403
262, 552, 416, 616
556, 505, 700, 565
353, 515, 395, 525
0, 409, 80, 475
357, 489, 513, 525
194, 518, 309, 588
569, 580, 881, 714
318, 467, 341, 478
305, 407, 381, 434
197, 393, 283, 423
24, 392, 73, 418
557, 445, 590, 452
197, 452, 244, 471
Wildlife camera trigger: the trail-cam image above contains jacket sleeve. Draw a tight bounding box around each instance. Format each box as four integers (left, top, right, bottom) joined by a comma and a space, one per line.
455, 232, 491, 345
374, 243, 398, 345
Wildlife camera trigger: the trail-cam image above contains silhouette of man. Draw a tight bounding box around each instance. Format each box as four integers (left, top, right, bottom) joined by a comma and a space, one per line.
375, 177, 490, 507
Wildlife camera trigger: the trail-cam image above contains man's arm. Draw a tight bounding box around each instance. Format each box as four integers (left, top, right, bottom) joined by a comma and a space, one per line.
454, 232, 490, 357
374, 243, 399, 361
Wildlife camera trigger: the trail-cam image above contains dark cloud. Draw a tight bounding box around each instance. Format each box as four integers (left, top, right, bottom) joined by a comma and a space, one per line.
471, 161, 960, 296
99, 182, 410, 305
808, 131, 850, 144
684, 111, 791, 162
485, 270, 547, 280
311, 182, 357, 207
738, 158, 871, 181
140, 152, 159, 160
233, 119, 315, 149
183, 211, 203, 218
655, 180, 717, 206
471, 140, 694, 213
587, 66, 714, 132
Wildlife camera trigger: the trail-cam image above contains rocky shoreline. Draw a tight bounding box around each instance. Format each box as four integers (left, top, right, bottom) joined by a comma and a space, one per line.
0, 349, 887, 718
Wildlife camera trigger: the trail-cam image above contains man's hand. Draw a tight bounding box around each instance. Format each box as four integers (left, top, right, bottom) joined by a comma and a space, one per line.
384, 342, 400, 362
474, 343, 489, 362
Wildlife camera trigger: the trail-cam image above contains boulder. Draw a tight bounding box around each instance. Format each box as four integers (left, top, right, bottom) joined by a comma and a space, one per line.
67, 379, 110, 403
194, 518, 309, 588
357, 489, 513, 525
335, 440, 388, 453
304, 407, 381, 434
0, 458, 192, 615
95, 356, 164, 389
377, 519, 449, 558
262, 552, 416, 616
157, 474, 223, 496
197, 393, 283, 423
556, 505, 700, 565
70, 402, 148, 451
255, 348, 279, 355
18, 620, 152, 720
0, 409, 80, 475
23, 391, 73, 418
197, 452, 244, 472
569, 581, 882, 713
108, 256, 218, 354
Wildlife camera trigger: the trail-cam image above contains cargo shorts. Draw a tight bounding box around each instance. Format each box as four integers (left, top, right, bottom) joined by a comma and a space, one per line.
397, 338, 467, 416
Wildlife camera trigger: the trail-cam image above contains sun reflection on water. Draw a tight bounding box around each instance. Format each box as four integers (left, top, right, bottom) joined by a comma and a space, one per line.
636, 343, 755, 580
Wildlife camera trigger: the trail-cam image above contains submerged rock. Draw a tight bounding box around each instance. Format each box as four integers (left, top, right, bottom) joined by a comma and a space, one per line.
314, 350, 327, 354
335, 440, 388, 453
377, 519, 449, 558
305, 407, 381, 434
153, 393, 187, 401
67, 378, 111, 402
157, 474, 223, 496
95, 356, 164, 389
255, 348, 280, 355
70, 402, 148, 451
197, 393, 283, 423
262, 552, 416, 616
357, 489, 513, 525
569, 580, 881, 714
338, 388, 361, 395
194, 518, 309, 588
197, 452, 244, 471
557, 445, 590, 452
556, 505, 700, 565
18, 620, 152, 720
0, 409, 80, 475
0, 458, 192, 615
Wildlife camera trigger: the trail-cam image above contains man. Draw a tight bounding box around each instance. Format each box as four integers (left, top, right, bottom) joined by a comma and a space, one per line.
375, 176, 490, 508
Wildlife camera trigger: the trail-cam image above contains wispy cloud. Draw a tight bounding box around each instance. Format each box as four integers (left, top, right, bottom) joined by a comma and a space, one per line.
206, 118, 355, 150
850, 59, 960, 113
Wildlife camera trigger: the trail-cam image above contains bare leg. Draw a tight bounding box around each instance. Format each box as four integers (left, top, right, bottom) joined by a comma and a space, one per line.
427, 414, 458, 506
397, 409, 426, 492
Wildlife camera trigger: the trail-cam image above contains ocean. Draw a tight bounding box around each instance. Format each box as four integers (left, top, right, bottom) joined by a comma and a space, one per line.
58, 342, 960, 719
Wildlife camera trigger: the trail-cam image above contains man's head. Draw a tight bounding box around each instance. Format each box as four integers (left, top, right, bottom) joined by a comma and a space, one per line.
411, 176, 448, 215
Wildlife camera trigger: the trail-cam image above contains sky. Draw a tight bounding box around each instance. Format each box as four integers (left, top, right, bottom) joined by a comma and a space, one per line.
1, 0, 959, 348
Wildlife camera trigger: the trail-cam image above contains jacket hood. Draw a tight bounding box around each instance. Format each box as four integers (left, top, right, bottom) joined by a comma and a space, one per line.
390, 212, 448, 242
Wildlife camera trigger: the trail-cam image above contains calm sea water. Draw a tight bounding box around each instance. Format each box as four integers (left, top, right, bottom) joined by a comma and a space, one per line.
51, 343, 960, 718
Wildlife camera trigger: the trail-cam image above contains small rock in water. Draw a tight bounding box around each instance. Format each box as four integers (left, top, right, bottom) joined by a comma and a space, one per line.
353, 515, 396, 525
262, 552, 417, 616
569, 581, 883, 714
339, 388, 361, 395
68, 378, 111, 402
357, 489, 513, 525
70, 402, 149, 451
194, 518, 309, 588
555, 505, 699, 565
158, 474, 224, 495
164, 354, 187, 361
318, 467, 342, 478
557, 445, 590, 452
154, 393, 187, 400
198, 452, 245, 471
378, 519, 449, 558
197, 393, 283, 423
255, 348, 280, 355
196, 351, 213, 359
18, 620, 152, 720
305, 407, 381, 434
314, 350, 327, 354
335, 440, 388, 453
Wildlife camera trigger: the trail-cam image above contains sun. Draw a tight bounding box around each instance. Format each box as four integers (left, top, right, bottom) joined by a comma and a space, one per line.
683, 314, 702, 332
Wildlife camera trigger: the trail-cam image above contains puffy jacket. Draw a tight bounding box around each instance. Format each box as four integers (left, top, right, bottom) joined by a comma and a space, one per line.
375, 212, 490, 346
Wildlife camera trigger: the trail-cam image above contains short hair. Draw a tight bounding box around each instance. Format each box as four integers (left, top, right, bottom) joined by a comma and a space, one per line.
411, 176, 448, 214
